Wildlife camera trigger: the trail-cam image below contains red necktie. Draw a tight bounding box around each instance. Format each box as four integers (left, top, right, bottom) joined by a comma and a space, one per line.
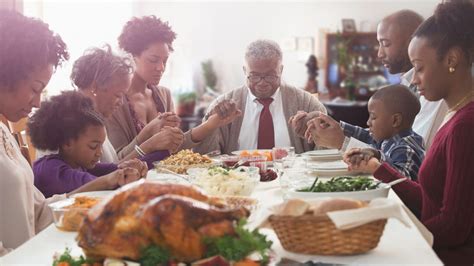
257, 98, 275, 149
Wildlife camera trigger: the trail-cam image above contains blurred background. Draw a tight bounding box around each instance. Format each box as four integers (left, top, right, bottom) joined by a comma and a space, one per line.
2, 0, 439, 127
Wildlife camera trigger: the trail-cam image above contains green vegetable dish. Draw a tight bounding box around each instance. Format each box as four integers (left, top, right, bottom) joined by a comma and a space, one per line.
298, 176, 381, 193
139, 219, 272, 265
52, 247, 94, 266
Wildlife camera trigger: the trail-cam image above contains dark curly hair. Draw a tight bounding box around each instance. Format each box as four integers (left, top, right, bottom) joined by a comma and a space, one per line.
413, 1, 474, 63
28, 91, 105, 151
118, 15, 176, 56
0, 10, 69, 90
71, 45, 132, 90
372, 84, 421, 127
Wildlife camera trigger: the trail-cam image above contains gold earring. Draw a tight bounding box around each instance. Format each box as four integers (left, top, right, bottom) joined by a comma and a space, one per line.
449, 67, 455, 73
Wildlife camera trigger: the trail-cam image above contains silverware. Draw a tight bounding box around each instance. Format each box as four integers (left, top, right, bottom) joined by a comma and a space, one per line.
375, 177, 407, 188
231, 159, 247, 169
387, 177, 407, 187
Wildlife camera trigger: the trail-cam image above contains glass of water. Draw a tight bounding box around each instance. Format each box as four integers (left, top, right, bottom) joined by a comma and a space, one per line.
279, 167, 309, 200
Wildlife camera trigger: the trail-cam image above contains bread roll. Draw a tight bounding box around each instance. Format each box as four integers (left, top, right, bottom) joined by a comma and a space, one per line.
280, 199, 310, 216
309, 198, 366, 215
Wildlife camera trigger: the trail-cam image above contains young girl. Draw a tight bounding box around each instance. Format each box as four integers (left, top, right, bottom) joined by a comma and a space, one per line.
28, 91, 147, 198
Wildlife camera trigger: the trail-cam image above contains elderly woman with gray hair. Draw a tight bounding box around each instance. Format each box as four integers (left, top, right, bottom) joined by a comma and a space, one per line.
68, 45, 240, 165
193, 39, 327, 155
69, 45, 173, 165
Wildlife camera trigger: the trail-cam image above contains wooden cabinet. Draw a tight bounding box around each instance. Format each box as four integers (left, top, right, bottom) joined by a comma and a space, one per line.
324, 32, 385, 100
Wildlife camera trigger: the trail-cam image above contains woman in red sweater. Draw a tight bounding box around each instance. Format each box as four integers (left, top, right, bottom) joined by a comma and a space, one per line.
344, 2, 474, 265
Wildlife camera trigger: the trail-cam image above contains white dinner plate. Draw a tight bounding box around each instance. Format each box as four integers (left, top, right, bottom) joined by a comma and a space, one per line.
303, 149, 340, 156
306, 160, 348, 170
306, 168, 352, 177
304, 154, 343, 162
303, 149, 343, 161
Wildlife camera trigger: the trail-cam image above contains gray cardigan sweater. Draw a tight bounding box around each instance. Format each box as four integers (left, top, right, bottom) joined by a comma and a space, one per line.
105, 85, 175, 159
192, 84, 327, 155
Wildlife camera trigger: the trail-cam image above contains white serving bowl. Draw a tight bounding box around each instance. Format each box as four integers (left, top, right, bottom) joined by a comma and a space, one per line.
287, 183, 390, 201
283, 173, 391, 201
187, 166, 260, 196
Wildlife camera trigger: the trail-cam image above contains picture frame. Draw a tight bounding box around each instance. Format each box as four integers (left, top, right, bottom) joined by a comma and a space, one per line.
281, 37, 297, 51
342, 19, 356, 33
297, 37, 314, 53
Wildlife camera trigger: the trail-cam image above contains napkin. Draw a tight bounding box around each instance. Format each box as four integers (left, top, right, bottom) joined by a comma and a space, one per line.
326, 198, 411, 229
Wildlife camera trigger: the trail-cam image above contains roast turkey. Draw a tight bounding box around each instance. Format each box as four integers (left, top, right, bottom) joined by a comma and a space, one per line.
76, 180, 249, 262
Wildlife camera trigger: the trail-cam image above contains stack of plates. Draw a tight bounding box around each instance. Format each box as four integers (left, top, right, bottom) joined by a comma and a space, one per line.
303, 149, 343, 161
306, 160, 350, 176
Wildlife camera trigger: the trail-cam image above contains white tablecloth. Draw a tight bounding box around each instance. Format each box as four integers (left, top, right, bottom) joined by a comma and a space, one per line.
2, 172, 442, 265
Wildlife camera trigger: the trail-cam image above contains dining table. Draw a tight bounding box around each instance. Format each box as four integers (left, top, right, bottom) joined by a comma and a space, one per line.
1, 158, 443, 265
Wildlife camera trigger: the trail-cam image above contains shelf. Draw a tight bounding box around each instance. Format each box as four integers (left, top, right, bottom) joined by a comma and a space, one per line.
325, 32, 384, 93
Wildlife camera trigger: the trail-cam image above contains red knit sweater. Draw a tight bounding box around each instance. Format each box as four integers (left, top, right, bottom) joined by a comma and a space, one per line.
374, 102, 474, 265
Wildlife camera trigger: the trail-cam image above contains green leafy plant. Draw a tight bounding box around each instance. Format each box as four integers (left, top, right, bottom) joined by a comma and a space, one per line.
52, 248, 95, 266
335, 33, 358, 100
201, 60, 218, 91
140, 245, 171, 266
204, 219, 273, 264
335, 33, 353, 69
177, 91, 197, 104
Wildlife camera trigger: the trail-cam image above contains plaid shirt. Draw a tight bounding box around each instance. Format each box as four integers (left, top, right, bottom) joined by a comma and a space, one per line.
341, 121, 425, 181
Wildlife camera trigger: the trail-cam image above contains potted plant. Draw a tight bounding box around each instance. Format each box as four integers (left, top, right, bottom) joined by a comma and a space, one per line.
336, 34, 356, 100
201, 60, 218, 94
176, 91, 197, 117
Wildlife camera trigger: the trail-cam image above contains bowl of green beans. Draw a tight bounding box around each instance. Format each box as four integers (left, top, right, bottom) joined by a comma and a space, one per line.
288, 176, 390, 201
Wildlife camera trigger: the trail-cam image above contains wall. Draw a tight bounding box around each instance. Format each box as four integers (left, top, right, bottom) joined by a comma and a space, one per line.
133, 0, 438, 95
23, 0, 133, 97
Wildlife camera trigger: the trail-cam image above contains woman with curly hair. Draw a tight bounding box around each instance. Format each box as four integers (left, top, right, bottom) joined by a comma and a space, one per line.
29, 91, 146, 198
345, 1, 474, 264
107, 15, 240, 156
0, 11, 140, 255
70, 45, 169, 166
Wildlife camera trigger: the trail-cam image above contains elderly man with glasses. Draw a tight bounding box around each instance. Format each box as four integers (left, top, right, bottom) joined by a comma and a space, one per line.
193, 39, 327, 155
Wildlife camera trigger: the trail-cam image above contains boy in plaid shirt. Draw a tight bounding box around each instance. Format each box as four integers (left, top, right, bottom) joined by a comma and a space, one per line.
309, 84, 425, 180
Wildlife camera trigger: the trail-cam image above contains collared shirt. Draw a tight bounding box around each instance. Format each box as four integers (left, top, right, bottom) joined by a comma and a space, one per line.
341, 121, 425, 181
238, 87, 291, 150
401, 69, 448, 149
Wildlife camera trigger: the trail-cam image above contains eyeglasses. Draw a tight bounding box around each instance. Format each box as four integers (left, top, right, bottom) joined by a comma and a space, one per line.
247, 75, 279, 83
